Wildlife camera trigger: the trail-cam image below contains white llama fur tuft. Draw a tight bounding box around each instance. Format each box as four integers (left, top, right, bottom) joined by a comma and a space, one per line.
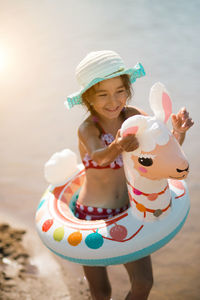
121, 115, 171, 155
44, 149, 79, 185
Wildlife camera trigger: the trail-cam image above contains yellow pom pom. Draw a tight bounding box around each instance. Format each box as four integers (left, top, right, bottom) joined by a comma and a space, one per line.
53, 227, 64, 241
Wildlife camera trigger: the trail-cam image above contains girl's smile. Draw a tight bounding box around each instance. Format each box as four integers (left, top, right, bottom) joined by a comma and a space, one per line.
104, 106, 120, 112
90, 77, 128, 119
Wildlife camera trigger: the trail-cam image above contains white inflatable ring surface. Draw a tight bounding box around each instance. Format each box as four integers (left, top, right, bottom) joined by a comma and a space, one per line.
35, 165, 190, 266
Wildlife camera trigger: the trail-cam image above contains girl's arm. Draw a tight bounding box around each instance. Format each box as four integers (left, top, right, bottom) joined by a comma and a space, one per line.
171, 107, 194, 145
78, 122, 138, 167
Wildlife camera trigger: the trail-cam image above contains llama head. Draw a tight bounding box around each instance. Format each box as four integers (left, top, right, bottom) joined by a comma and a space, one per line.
121, 82, 189, 181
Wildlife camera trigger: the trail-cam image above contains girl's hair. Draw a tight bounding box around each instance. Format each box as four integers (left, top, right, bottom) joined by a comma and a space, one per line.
81, 74, 133, 114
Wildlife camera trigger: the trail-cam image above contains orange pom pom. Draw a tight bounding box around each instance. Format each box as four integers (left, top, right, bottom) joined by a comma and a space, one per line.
68, 231, 82, 246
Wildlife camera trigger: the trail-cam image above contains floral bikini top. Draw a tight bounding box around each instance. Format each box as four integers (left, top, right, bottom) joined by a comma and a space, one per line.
82, 119, 123, 170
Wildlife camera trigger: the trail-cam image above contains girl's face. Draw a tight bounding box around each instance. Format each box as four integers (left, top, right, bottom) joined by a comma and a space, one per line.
89, 76, 128, 119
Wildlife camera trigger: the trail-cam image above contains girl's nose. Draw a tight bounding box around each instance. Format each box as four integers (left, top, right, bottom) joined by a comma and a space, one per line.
108, 93, 117, 104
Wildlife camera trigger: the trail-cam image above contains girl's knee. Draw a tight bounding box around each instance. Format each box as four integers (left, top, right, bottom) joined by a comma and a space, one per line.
132, 276, 153, 295
125, 256, 153, 295
125, 278, 153, 300
83, 266, 111, 299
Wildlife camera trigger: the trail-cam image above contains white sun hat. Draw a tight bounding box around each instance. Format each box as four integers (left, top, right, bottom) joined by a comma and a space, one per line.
65, 50, 145, 109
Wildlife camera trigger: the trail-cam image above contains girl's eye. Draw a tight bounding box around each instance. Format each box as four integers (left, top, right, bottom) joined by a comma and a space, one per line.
117, 89, 126, 94
98, 94, 107, 97
138, 157, 153, 167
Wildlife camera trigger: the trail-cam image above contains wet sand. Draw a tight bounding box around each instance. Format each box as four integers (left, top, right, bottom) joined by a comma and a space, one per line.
0, 214, 72, 300
1, 0, 200, 299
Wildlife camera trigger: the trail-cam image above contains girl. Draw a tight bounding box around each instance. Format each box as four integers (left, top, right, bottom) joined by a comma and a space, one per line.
66, 50, 193, 300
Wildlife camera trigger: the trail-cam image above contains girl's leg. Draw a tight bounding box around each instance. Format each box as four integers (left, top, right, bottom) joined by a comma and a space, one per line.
124, 255, 153, 300
83, 265, 111, 300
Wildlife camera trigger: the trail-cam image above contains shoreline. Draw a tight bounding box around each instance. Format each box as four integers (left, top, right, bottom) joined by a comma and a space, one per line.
0, 213, 72, 300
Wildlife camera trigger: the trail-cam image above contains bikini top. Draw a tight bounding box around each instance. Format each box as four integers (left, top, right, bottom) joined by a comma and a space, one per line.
82, 117, 124, 170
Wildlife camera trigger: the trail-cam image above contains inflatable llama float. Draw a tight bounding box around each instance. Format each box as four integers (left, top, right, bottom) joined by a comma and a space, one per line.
35, 82, 190, 266
121, 82, 189, 222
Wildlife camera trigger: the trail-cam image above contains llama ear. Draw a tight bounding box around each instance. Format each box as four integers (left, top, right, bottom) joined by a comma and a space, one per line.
149, 82, 172, 123
121, 115, 147, 137
122, 126, 138, 137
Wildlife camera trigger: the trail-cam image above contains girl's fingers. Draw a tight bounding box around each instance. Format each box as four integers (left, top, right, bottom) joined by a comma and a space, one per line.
122, 136, 139, 152
171, 114, 177, 122
184, 118, 194, 128
116, 129, 121, 138
181, 107, 186, 113
172, 107, 194, 132
172, 114, 181, 127
176, 108, 188, 120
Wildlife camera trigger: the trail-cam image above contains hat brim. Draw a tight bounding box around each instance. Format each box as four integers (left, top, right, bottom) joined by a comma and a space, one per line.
65, 63, 145, 109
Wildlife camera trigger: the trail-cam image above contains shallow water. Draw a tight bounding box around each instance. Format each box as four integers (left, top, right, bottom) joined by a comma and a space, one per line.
1, 1, 200, 299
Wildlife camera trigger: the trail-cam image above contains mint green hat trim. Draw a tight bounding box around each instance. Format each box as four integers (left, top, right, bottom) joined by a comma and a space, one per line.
65, 62, 145, 109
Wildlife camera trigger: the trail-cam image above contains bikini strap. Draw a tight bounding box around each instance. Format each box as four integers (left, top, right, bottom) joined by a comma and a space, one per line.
92, 115, 106, 135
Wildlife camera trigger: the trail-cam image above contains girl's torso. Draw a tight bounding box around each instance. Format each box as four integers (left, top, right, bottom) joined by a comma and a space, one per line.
78, 107, 141, 209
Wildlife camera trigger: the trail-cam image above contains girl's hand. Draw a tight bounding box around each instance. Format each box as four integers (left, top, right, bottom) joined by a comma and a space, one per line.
171, 107, 194, 134
171, 107, 194, 145
115, 130, 139, 152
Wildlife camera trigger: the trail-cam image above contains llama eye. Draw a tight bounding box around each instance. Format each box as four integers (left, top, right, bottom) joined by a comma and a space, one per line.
138, 157, 153, 167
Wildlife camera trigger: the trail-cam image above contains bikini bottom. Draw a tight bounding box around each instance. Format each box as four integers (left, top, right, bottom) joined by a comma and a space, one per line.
75, 202, 129, 221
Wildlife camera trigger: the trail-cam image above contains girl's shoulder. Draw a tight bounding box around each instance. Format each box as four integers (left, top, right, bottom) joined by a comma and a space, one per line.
78, 116, 100, 141
125, 106, 147, 118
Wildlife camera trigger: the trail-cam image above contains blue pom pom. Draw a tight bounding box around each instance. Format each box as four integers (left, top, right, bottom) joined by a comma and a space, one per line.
85, 232, 104, 249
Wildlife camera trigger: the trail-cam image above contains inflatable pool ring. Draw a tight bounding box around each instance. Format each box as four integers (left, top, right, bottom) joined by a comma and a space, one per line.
35, 82, 190, 266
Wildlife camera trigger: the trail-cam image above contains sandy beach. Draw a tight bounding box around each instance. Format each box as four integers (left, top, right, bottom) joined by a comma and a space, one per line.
1, 0, 200, 299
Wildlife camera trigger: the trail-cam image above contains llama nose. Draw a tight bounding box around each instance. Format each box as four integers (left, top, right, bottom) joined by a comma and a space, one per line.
176, 165, 189, 173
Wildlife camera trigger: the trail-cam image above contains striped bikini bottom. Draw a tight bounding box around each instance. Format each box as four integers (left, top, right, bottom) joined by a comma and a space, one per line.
75, 202, 129, 221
